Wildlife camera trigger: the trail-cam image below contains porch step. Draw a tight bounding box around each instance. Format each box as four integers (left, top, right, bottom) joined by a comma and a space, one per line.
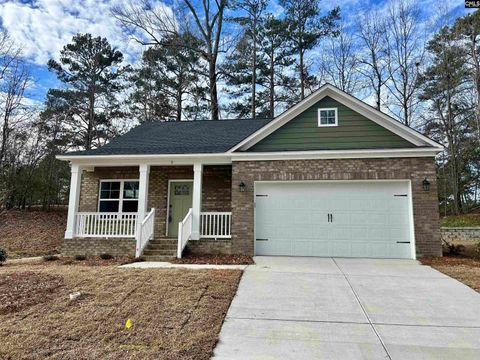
142, 255, 176, 262
141, 238, 177, 259
143, 249, 177, 256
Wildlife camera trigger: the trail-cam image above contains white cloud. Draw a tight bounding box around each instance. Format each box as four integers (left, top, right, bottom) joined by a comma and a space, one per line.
0, 0, 148, 65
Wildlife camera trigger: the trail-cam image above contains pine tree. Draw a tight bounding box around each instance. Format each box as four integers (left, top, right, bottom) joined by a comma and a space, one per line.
47, 33, 128, 150
129, 32, 207, 122
280, 0, 340, 100
418, 27, 471, 214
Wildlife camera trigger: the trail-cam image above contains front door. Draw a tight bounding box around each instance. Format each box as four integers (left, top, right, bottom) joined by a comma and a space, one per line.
168, 181, 193, 237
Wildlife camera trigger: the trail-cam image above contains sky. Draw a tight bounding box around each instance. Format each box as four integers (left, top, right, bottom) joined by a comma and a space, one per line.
0, 0, 474, 105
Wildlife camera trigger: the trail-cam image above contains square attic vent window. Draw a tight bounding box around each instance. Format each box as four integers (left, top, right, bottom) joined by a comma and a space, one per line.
318, 108, 338, 127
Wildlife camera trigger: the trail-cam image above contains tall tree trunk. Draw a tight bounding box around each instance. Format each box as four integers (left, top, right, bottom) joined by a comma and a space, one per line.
269, 51, 275, 118
299, 50, 305, 99
251, 18, 257, 119
86, 89, 95, 150
209, 61, 219, 120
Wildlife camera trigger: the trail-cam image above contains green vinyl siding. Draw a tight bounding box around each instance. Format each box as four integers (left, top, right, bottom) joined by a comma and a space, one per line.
248, 96, 416, 152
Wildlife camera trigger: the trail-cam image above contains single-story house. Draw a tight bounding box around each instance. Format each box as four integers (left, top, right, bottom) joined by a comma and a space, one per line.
57, 84, 444, 260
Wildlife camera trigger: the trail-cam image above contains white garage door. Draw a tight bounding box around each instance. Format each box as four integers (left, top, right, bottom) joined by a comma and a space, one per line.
254, 181, 414, 259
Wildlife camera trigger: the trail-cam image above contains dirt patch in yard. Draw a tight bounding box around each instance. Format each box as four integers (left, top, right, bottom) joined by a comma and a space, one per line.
0, 271, 64, 314
420, 254, 480, 293
173, 253, 254, 265
0, 210, 66, 259
0, 262, 241, 360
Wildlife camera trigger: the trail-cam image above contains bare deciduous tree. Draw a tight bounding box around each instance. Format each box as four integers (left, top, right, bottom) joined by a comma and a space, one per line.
385, 0, 425, 126
321, 25, 362, 95
0, 57, 31, 169
112, 0, 227, 120
357, 11, 389, 110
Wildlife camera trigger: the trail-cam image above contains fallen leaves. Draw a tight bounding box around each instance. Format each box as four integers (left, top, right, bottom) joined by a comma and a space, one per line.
173, 253, 254, 265
0, 210, 66, 259
0, 271, 64, 314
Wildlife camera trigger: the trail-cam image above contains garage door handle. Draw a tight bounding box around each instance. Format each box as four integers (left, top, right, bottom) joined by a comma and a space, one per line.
397, 241, 410, 244
256, 238, 268, 241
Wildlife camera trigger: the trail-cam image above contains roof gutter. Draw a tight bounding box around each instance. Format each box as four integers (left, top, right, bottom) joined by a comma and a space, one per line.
57, 147, 442, 166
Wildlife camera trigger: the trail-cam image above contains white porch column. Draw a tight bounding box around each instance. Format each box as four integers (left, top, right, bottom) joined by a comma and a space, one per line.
191, 162, 203, 240
136, 164, 150, 241
65, 163, 82, 239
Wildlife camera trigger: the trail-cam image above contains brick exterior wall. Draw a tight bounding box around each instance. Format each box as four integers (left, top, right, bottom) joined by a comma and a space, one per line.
186, 239, 232, 255
62, 238, 135, 256
441, 227, 480, 242
230, 158, 441, 257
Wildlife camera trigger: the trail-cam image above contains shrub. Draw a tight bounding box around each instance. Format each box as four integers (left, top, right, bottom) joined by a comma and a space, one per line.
0, 248, 7, 265
442, 240, 465, 256
43, 255, 59, 261
99, 253, 113, 260
474, 242, 480, 259
75, 254, 87, 261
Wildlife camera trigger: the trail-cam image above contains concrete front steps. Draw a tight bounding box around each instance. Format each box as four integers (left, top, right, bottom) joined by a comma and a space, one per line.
142, 238, 177, 261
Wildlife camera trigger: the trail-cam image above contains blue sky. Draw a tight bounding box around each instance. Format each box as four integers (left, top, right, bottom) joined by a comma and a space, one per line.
0, 0, 474, 104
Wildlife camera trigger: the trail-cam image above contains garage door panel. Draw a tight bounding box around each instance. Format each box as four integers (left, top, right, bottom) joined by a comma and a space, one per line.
293, 241, 313, 256
255, 181, 413, 259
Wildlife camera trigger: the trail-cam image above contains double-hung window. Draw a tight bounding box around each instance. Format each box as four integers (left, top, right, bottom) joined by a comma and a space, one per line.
99, 180, 139, 213
318, 108, 338, 127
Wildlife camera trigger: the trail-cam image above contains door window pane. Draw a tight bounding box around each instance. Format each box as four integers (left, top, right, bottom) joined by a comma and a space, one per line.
175, 184, 190, 195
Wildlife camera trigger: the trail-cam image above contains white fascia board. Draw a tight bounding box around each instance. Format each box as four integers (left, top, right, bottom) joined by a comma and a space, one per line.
56, 153, 233, 166
57, 147, 442, 167
228, 84, 443, 152
230, 148, 442, 161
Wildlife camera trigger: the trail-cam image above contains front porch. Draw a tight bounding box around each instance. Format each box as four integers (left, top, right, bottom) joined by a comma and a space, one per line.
63, 163, 233, 259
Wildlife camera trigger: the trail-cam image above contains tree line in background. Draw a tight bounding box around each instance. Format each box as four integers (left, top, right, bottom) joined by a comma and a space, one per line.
0, 0, 478, 215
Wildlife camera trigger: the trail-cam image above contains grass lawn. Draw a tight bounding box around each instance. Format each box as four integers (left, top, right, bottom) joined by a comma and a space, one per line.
420, 241, 480, 293
0, 260, 241, 359
440, 213, 480, 227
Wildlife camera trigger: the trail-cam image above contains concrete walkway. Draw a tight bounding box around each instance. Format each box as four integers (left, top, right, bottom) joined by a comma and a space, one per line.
213, 257, 480, 360
120, 261, 247, 270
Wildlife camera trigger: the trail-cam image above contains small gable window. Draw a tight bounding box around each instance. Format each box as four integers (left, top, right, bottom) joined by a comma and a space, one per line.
318, 108, 338, 127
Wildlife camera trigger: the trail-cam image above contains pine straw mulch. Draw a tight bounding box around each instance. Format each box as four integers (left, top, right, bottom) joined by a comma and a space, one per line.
173, 253, 254, 265
0, 209, 66, 259
0, 271, 64, 315
420, 255, 480, 292
0, 262, 242, 360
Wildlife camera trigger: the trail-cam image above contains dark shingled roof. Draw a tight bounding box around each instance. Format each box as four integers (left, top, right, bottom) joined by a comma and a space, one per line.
66, 118, 273, 156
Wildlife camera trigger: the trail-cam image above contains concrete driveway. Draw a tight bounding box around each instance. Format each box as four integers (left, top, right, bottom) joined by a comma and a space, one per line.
213, 257, 480, 360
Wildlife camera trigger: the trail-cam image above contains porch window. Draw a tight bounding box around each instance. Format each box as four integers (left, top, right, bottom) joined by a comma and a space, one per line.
99, 180, 139, 212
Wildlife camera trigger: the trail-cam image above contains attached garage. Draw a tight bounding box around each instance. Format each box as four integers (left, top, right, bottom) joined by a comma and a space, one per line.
254, 181, 415, 259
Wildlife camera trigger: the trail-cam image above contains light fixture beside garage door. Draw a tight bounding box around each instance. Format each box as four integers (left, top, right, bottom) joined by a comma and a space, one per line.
422, 178, 430, 192
239, 181, 246, 192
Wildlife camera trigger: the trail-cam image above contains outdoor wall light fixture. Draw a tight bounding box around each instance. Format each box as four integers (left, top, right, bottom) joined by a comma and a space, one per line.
422, 177, 430, 192
239, 181, 246, 192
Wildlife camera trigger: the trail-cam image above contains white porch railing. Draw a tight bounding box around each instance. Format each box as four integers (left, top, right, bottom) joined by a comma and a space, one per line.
200, 212, 232, 239
75, 212, 138, 238
177, 208, 193, 259
136, 208, 155, 258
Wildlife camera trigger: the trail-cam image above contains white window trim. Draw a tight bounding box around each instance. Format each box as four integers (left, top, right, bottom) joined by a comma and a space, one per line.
98, 179, 140, 213
318, 107, 338, 127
